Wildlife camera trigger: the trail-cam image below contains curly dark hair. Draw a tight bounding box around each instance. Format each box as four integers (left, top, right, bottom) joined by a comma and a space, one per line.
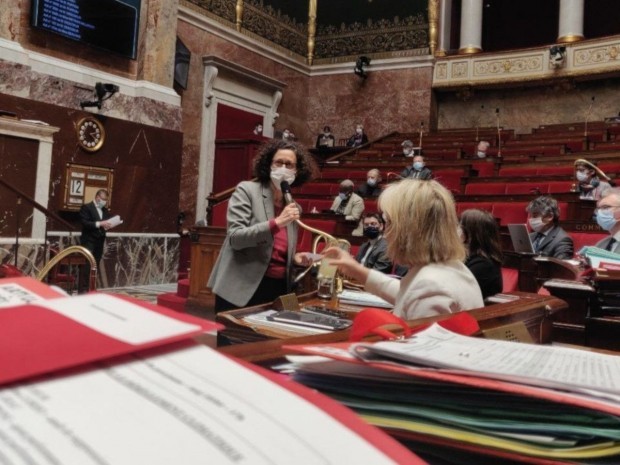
253, 139, 317, 187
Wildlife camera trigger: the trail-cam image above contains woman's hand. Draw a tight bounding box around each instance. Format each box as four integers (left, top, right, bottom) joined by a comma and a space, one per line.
275, 203, 300, 228
294, 252, 316, 267
322, 246, 370, 284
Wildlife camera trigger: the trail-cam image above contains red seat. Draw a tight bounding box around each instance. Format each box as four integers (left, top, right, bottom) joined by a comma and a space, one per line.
456, 202, 494, 215
569, 232, 608, 254
435, 173, 463, 194
546, 181, 574, 194
505, 183, 547, 195
364, 199, 378, 213
492, 202, 528, 225
536, 166, 574, 176
498, 167, 538, 176
320, 170, 348, 180
299, 183, 337, 195
303, 199, 334, 213
501, 268, 519, 292
465, 183, 506, 195
471, 161, 495, 177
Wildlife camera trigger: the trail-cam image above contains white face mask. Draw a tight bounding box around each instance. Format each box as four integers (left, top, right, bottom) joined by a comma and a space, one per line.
528, 217, 545, 233
576, 171, 589, 182
96, 199, 107, 208
283, 131, 290, 138
403, 148, 412, 157
367, 178, 377, 186
356, 128, 363, 134
256, 126, 262, 133
476, 151, 487, 158
270, 166, 296, 188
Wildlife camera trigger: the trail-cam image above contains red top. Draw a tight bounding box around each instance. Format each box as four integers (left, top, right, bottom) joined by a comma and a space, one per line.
265, 209, 288, 279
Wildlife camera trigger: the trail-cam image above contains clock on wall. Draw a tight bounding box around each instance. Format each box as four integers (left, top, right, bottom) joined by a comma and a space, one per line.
76, 116, 105, 152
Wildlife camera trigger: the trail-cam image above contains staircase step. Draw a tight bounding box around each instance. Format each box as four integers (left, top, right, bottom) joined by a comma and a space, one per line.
177, 278, 190, 298
157, 292, 187, 312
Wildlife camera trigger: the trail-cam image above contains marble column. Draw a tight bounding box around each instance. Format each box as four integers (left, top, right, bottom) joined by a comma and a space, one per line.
558, 0, 584, 43
138, 0, 179, 87
437, 0, 453, 56
458, 0, 483, 54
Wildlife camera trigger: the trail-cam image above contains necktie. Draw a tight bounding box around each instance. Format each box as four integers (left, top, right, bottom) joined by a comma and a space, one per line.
605, 237, 617, 252
532, 233, 545, 252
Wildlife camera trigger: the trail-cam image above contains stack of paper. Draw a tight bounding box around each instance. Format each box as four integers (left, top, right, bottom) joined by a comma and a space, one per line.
579, 246, 620, 269
288, 324, 620, 463
0, 277, 418, 464
339, 290, 394, 309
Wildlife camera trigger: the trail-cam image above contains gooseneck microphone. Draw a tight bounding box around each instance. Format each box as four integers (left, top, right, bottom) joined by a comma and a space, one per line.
280, 181, 294, 205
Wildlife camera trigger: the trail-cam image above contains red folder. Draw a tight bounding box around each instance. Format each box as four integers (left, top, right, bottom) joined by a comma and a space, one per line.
0, 278, 221, 386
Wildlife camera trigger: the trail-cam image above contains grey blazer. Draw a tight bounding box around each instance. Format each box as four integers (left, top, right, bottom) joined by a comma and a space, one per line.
207, 181, 298, 307
529, 225, 574, 260
595, 235, 620, 254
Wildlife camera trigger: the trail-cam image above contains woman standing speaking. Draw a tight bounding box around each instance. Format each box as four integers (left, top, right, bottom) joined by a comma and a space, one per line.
208, 140, 317, 312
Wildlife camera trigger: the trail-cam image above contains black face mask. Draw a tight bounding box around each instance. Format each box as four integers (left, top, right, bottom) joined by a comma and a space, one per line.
363, 226, 381, 239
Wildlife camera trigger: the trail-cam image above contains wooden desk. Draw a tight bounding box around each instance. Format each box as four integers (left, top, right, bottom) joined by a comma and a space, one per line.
217, 292, 568, 363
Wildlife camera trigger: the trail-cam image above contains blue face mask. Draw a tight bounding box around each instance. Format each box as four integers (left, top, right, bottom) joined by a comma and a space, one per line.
413, 162, 424, 171
596, 209, 618, 231
338, 192, 348, 201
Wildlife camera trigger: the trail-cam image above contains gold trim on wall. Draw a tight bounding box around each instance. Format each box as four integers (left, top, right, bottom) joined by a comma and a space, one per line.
557, 34, 584, 44
458, 46, 483, 55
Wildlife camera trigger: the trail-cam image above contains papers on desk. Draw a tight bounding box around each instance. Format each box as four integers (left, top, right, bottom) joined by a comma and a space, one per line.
287, 324, 620, 462
579, 246, 620, 269
338, 290, 394, 309
0, 277, 421, 464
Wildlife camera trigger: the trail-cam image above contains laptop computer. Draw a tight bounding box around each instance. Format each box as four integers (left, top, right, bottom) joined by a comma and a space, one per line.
507, 224, 536, 254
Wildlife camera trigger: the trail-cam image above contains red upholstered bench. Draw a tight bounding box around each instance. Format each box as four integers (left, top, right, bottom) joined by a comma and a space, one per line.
546, 181, 574, 194
471, 161, 495, 177
498, 167, 538, 177
465, 183, 506, 195
569, 232, 608, 253
505, 183, 548, 195
456, 202, 494, 215
536, 166, 574, 176
492, 202, 528, 225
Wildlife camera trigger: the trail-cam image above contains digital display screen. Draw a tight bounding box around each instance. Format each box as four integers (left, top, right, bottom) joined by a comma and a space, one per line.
31, 0, 140, 59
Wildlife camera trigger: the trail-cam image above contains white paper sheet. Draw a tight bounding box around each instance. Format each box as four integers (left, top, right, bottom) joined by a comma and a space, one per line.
40, 293, 201, 344
0, 345, 398, 465
0, 282, 48, 307
358, 324, 620, 397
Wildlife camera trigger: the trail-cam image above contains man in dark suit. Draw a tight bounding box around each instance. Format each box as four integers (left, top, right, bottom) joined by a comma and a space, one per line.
526, 196, 574, 259
80, 189, 112, 265
400, 155, 433, 180
355, 213, 393, 274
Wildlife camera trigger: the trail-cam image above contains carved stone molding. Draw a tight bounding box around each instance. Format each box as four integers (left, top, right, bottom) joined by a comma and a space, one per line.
203, 65, 219, 107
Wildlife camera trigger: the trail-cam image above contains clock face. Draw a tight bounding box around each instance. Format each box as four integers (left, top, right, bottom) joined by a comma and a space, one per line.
77, 117, 105, 152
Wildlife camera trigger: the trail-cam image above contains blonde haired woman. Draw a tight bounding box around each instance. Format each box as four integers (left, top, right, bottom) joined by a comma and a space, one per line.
324, 180, 483, 320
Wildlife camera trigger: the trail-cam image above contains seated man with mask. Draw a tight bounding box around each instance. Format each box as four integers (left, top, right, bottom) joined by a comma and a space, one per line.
355, 213, 392, 274
594, 187, 620, 253
356, 169, 383, 198
330, 179, 364, 236
526, 196, 574, 259
400, 155, 433, 180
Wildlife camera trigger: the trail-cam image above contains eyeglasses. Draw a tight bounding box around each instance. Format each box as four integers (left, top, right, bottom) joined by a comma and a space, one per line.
272, 160, 296, 169
595, 205, 620, 213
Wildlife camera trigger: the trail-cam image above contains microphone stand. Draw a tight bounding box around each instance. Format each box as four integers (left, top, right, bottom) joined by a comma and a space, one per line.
584, 96, 595, 148
418, 121, 424, 154
495, 108, 502, 159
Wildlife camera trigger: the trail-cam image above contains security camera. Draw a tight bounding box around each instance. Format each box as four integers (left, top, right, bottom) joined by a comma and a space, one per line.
80, 82, 120, 109
549, 45, 566, 68
354, 56, 371, 79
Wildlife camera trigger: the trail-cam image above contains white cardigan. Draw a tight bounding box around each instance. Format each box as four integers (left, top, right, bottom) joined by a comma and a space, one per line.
364, 261, 484, 320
